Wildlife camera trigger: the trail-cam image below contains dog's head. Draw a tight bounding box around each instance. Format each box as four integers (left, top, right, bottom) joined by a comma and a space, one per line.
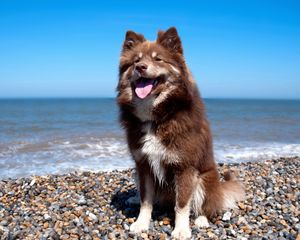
117, 27, 194, 121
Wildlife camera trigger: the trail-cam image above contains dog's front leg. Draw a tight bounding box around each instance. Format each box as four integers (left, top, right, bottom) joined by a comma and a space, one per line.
130, 172, 154, 233
171, 169, 195, 239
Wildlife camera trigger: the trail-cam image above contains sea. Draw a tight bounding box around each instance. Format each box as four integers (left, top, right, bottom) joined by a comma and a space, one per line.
0, 98, 299, 179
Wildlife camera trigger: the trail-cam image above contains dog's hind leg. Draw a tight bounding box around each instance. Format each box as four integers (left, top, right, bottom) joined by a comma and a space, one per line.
171, 168, 197, 239
191, 178, 210, 228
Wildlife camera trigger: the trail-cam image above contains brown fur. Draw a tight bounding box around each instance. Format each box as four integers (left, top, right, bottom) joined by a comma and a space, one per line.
117, 27, 244, 230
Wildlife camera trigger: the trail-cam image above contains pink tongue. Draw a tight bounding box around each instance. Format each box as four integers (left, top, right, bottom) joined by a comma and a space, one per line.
135, 80, 154, 99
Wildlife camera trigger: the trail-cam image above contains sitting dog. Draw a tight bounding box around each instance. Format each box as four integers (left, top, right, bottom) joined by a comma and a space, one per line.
117, 27, 244, 239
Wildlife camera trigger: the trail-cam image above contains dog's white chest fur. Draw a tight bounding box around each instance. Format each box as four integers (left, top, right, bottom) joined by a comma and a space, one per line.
137, 123, 178, 185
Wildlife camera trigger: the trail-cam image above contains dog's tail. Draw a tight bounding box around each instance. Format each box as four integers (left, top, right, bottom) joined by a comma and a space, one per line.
193, 169, 245, 218
219, 170, 245, 209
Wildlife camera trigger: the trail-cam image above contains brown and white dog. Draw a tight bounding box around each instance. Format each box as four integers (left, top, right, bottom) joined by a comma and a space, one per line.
117, 27, 244, 239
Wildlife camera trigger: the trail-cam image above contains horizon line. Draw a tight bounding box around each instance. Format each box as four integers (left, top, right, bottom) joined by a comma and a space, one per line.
0, 96, 299, 101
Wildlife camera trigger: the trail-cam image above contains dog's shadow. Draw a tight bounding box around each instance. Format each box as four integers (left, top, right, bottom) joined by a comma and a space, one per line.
110, 187, 175, 223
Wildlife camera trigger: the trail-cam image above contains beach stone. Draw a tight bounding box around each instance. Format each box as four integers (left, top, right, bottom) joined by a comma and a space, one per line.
238, 202, 245, 210
30, 178, 36, 186
162, 217, 171, 225
44, 214, 51, 221
237, 216, 247, 225
159, 233, 167, 240
123, 223, 130, 230
43, 222, 49, 228
0, 157, 299, 239
140, 232, 148, 239
207, 231, 215, 238
0, 220, 8, 227
161, 226, 172, 235
222, 211, 232, 221
88, 212, 98, 222
266, 188, 273, 195
77, 196, 87, 205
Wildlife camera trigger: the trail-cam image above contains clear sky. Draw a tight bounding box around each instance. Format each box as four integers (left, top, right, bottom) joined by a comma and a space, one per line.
0, 0, 299, 99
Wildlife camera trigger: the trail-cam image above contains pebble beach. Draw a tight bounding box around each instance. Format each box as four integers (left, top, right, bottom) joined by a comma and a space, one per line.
0, 157, 299, 240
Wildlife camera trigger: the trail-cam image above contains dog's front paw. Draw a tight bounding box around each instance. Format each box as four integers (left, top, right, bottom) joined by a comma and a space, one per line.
129, 220, 149, 233
171, 226, 191, 239
195, 215, 209, 228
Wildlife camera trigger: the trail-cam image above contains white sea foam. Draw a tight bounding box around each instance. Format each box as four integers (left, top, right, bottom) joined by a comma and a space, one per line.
214, 142, 300, 163
0, 137, 133, 179
0, 139, 299, 179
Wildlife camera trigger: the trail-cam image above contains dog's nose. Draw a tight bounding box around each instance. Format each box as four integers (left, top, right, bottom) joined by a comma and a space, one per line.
135, 63, 148, 74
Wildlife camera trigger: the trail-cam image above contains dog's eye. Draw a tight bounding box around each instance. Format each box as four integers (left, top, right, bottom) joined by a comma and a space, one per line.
134, 57, 140, 63
155, 57, 163, 62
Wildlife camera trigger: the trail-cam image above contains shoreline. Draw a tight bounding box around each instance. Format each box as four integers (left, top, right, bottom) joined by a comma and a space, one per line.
0, 157, 299, 239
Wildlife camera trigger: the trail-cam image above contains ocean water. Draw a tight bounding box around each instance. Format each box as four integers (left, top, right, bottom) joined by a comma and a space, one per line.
0, 98, 299, 179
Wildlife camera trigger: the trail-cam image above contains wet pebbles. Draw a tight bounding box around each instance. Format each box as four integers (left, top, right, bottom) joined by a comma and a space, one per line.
0, 157, 299, 239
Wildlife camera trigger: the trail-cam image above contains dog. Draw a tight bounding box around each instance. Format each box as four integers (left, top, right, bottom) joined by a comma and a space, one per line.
117, 27, 244, 239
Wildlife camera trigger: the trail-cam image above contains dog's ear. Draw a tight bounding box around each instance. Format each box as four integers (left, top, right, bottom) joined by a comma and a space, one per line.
157, 27, 183, 54
157, 30, 165, 40
122, 31, 145, 52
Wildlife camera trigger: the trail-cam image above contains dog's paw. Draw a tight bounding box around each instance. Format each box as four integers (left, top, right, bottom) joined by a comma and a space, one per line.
129, 220, 149, 233
195, 215, 209, 228
171, 226, 191, 239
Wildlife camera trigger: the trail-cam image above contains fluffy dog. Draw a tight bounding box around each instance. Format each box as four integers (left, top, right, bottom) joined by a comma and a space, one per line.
117, 27, 244, 239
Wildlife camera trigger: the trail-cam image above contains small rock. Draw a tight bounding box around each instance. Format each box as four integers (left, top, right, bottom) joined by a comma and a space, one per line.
207, 231, 215, 238
266, 188, 273, 195
7, 191, 14, 196
43, 222, 49, 228
88, 212, 98, 222
159, 233, 167, 240
123, 223, 129, 230
222, 211, 232, 221
230, 229, 236, 236
163, 217, 170, 225
30, 178, 36, 186
78, 196, 87, 205
161, 226, 172, 235
44, 214, 51, 221
140, 232, 148, 239
108, 232, 115, 239
238, 202, 245, 210
237, 216, 247, 225
0, 220, 8, 226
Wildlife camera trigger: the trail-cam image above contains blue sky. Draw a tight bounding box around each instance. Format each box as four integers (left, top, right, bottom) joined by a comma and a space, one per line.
0, 0, 299, 99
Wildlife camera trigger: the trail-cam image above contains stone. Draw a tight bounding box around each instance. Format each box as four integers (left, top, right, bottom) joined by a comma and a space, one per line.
140, 232, 148, 239
77, 196, 87, 205
44, 214, 51, 221
0, 157, 299, 239
163, 217, 170, 225
88, 212, 98, 222
222, 212, 232, 221
238, 202, 245, 210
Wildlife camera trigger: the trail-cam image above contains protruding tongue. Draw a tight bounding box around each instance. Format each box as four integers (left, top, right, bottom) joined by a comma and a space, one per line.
135, 79, 154, 99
